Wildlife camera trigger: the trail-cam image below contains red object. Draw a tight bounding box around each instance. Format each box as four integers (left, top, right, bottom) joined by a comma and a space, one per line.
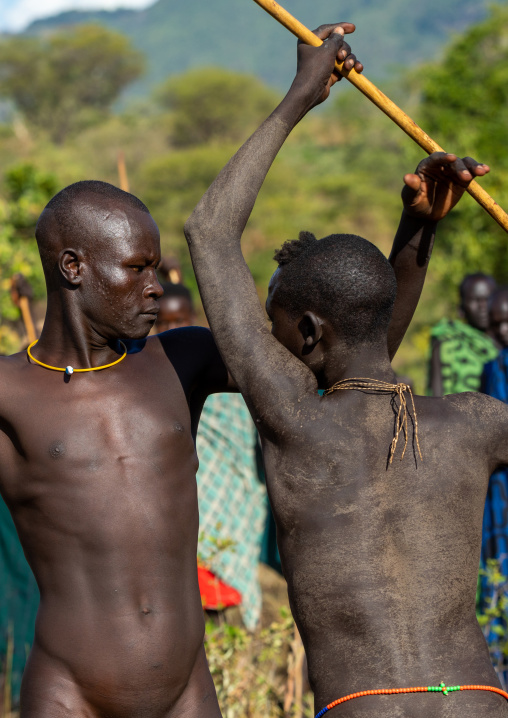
197, 565, 242, 609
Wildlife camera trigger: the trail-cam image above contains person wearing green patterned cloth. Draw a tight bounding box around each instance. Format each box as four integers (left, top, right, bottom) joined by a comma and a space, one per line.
428, 273, 498, 396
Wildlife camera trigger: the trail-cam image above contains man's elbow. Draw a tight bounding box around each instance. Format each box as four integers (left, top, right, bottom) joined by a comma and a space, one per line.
183, 214, 201, 246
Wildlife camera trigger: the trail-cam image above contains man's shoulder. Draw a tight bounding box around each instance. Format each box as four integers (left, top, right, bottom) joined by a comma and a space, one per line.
0, 352, 27, 412
127, 327, 216, 362
442, 390, 507, 421
151, 326, 218, 366
0, 351, 27, 379
155, 325, 215, 350
147, 327, 228, 396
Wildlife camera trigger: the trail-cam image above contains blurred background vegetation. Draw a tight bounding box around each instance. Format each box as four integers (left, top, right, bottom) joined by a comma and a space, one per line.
0, 0, 507, 390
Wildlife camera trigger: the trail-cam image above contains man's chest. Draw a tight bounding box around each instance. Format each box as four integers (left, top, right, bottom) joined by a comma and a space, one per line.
1, 359, 197, 503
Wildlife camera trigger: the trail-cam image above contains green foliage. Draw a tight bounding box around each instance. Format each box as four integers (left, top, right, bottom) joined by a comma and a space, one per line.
0, 164, 56, 354
156, 68, 279, 147
205, 611, 313, 718
414, 5, 508, 301
420, 6, 508, 156
0, 25, 144, 143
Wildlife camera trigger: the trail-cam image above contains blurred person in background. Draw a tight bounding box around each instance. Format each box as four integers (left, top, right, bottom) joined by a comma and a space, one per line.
479, 288, 508, 620
155, 282, 267, 630
428, 273, 498, 395
487, 287, 508, 351
156, 283, 196, 332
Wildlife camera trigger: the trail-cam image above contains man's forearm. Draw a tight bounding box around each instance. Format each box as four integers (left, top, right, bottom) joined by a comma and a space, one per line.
387, 212, 437, 358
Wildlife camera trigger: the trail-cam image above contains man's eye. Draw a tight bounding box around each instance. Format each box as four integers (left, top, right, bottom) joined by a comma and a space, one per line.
131, 266, 144, 273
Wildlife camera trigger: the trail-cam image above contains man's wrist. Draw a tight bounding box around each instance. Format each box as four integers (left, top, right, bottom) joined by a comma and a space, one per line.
279, 79, 317, 123
401, 208, 438, 228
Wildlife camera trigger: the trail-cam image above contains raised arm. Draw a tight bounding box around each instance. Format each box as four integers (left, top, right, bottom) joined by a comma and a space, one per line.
387, 153, 490, 357
184, 24, 362, 436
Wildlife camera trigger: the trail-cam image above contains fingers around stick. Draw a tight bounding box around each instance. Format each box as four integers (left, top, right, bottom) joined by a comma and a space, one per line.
403, 173, 422, 192
312, 22, 354, 40
343, 53, 358, 71
462, 156, 490, 176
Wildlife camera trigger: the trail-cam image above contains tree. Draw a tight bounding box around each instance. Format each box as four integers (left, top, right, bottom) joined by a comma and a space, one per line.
155, 67, 280, 147
415, 4, 508, 299
0, 165, 57, 354
0, 25, 144, 144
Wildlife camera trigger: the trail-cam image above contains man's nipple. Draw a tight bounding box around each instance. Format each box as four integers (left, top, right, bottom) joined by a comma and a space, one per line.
49, 441, 65, 459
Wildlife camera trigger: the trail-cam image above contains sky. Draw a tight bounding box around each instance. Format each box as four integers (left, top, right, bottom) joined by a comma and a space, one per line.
0, 0, 153, 32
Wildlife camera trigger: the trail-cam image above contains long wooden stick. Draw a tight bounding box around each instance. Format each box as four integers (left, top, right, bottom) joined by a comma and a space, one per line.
117, 150, 130, 193
252, 0, 508, 233
19, 296, 37, 345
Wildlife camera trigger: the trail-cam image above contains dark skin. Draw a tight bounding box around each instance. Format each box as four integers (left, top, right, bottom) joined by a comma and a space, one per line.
0, 26, 489, 718
0, 200, 231, 718
430, 275, 496, 396
185, 24, 507, 717
488, 289, 508, 349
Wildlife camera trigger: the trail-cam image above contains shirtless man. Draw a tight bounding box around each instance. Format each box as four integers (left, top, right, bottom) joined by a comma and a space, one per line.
184, 23, 507, 718
0, 183, 233, 717
0, 26, 487, 718
0, 43, 362, 714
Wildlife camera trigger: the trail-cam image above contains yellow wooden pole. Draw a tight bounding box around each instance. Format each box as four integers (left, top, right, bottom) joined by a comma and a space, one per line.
117, 150, 130, 193
252, 0, 508, 233
19, 296, 37, 345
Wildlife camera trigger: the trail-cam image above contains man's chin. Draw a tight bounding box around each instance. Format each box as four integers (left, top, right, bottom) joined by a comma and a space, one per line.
122, 319, 157, 341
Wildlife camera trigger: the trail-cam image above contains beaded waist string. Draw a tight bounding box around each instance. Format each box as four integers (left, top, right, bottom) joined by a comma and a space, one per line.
324, 377, 422, 464
315, 682, 508, 717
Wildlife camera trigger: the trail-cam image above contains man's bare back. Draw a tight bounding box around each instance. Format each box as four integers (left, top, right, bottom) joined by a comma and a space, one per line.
0, 182, 228, 717
263, 389, 507, 716
184, 22, 507, 717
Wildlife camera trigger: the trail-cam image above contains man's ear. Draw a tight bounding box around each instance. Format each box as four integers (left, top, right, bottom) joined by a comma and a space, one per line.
299, 311, 323, 351
58, 249, 83, 285
457, 303, 465, 321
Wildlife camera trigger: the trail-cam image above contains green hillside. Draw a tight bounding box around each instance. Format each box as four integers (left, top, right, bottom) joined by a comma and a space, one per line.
26, 0, 507, 95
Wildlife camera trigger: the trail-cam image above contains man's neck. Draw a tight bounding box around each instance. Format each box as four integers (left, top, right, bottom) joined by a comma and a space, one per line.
33, 294, 120, 370
320, 344, 396, 390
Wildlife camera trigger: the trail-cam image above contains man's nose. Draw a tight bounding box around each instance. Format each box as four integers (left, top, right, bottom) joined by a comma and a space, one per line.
144, 270, 164, 298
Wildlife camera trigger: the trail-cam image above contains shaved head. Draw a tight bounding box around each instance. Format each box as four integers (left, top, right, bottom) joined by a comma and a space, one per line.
35, 181, 151, 277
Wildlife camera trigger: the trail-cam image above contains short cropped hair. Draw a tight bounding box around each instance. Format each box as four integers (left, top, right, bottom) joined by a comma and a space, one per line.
272, 231, 397, 347
459, 273, 496, 301
161, 282, 194, 308
44, 180, 149, 218
36, 181, 150, 266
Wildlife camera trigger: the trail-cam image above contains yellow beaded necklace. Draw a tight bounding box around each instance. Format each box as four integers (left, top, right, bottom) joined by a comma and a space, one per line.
27, 340, 127, 376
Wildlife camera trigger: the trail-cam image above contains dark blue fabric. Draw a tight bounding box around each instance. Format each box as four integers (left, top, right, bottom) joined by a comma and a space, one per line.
481, 350, 508, 586
480, 348, 508, 688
